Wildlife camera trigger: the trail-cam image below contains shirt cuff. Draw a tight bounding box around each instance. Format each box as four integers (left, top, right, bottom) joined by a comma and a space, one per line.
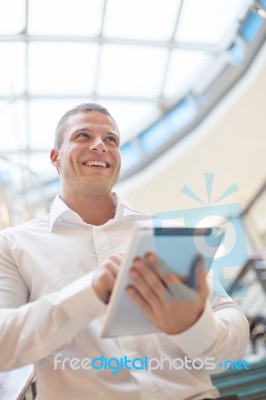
167, 300, 218, 357
52, 272, 107, 324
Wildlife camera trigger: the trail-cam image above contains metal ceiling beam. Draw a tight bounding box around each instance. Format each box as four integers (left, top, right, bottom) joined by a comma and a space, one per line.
0, 34, 218, 54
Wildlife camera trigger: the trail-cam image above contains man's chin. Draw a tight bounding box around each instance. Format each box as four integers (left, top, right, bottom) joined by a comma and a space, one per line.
75, 181, 112, 198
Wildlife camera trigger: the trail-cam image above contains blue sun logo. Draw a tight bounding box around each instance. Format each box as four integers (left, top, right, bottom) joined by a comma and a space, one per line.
153, 173, 248, 297
181, 172, 239, 205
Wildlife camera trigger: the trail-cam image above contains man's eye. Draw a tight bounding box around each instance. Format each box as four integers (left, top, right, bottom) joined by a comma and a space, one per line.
106, 136, 117, 143
78, 133, 89, 138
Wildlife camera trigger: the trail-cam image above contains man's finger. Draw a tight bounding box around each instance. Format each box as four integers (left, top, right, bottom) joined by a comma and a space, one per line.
197, 268, 209, 301
127, 285, 152, 314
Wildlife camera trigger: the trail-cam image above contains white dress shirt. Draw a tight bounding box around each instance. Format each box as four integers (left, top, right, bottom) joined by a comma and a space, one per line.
0, 194, 249, 400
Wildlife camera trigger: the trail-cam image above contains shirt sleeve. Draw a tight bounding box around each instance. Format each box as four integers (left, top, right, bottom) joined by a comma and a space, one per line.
0, 235, 107, 371
168, 280, 250, 373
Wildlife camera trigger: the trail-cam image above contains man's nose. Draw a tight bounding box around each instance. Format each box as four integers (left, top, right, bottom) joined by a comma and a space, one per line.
89, 139, 107, 152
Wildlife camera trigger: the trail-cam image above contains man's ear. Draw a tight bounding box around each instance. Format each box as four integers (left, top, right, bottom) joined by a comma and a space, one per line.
50, 149, 60, 172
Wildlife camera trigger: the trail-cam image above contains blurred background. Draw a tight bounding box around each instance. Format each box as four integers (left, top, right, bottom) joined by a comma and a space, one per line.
1, 1, 266, 397
0, 0, 265, 223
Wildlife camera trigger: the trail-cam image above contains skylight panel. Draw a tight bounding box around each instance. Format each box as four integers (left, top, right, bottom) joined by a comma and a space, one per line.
140, 99, 197, 153
240, 10, 265, 43
0, 43, 25, 96
0, 158, 23, 191
98, 45, 168, 97
0, 0, 25, 34
28, 0, 104, 36
26, 153, 58, 176
175, 0, 248, 45
0, 100, 26, 151
104, 0, 182, 40
99, 100, 159, 143
164, 50, 212, 98
28, 43, 98, 95
120, 142, 140, 172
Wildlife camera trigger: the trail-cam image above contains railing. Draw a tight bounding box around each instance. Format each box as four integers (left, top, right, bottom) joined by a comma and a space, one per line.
211, 359, 266, 399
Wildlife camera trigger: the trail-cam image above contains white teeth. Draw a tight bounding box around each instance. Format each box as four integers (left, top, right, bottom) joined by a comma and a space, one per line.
84, 161, 108, 168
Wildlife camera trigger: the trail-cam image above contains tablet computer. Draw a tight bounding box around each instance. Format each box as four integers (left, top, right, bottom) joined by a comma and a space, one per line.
101, 226, 224, 338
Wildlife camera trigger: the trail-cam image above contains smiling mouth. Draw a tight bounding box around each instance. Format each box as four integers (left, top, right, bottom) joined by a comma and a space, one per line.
82, 160, 110, 168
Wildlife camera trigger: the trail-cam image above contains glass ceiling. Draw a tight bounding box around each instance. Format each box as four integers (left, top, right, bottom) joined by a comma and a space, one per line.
0, 0, 263, 187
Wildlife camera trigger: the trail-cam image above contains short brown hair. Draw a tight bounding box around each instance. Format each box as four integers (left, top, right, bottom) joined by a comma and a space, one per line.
54, 103, 119, 149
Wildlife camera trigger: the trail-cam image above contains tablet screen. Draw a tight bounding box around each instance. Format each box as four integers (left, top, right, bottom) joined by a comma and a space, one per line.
153, 227, 220, 288
101, 226, 223, 338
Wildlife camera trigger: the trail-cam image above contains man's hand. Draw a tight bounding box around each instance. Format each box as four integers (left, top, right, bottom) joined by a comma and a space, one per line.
92, 254, 123, 304
127, 253, 208, 334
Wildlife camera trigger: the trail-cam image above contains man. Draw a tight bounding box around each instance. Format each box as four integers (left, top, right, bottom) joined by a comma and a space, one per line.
0, 103, 249, 399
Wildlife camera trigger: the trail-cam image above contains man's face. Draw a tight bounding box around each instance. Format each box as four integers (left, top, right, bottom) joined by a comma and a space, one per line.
50, 111, 121, 196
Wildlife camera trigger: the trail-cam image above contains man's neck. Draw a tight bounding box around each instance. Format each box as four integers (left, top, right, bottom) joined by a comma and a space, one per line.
61, 192, 116, 226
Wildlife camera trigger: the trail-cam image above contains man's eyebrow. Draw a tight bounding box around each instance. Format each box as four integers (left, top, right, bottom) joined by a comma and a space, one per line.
106, 132, 120, 138
71, 128, 120, 138
72, 128, 91, 134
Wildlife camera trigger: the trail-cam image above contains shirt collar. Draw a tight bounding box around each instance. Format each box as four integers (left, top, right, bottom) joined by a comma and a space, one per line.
49, 193, 146, 230
113, 192, 146, 218
49, 195, 78, 230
